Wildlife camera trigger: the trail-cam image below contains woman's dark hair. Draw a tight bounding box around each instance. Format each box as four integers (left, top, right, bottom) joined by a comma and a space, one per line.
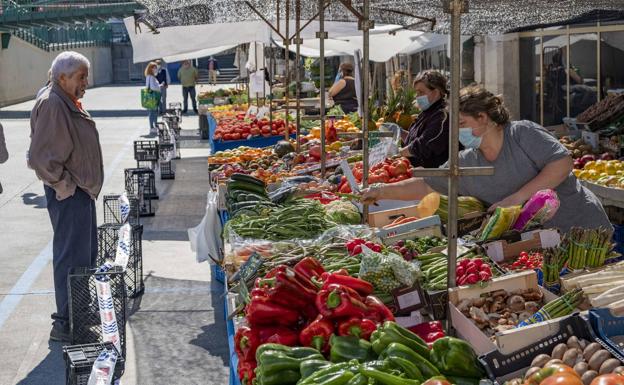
459, 84, 510, 125
340, 62, 354, 76
413, 70, 449, 97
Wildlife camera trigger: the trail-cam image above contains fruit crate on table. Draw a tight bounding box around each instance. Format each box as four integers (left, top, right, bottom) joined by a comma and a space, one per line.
96, 223, 144, 298
589, 308, 624, 358
102, 194, 140, 226
68, 267, 128, 357
124, 168, 158, 200
133, 140, 159, 165
63, 342, 125, 385
479, 314, 623, 384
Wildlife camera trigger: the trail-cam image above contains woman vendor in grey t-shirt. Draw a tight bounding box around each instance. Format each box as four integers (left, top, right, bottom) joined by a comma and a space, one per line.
361, 85, 611, 234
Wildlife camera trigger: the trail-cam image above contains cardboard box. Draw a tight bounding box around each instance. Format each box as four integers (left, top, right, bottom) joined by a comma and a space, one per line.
376, 215, 442, 243
368, 204, 420, 228
484, 229, 561, 263
448, 271, 560, 355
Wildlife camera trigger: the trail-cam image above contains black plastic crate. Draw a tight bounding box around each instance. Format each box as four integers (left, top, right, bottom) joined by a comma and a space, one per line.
479, 314, 623, 384
160, 161, 175, 180
133, 140, 159, 163
96, 224, 144, 298
102, 194, 140, 226
138, 196, 155, 217
68, 267, 127, 358
124, 168, 158, 200
424, 289, 447, 320
63, 342, 125, 385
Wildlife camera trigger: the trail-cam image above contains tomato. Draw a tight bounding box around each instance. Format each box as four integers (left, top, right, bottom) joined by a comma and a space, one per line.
223, 133, 233, 141
422, 379, 451, 385
589, 374, 624, 385
231, 133, 242, 140
527, 364, 580, 385
540, 374, 584, 385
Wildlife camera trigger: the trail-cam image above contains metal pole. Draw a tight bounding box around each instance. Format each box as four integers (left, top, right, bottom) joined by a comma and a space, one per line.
318, 0, 326, 177
566, 26, 570, 118
270, 42, 274, 129
362, 0, 371, 203
295, 0, 302, 152
284, 0, 291, 141
446, 0, 466, 298
255, 41, 260, 109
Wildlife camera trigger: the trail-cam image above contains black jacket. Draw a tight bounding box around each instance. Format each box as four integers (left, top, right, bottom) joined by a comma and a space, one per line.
405, 98, 451, 168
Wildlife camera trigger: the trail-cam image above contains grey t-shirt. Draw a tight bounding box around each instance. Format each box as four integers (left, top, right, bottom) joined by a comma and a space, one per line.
425, 120, 611, 233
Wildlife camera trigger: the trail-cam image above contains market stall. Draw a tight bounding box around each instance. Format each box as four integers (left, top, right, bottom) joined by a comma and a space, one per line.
126, 1, 624, 385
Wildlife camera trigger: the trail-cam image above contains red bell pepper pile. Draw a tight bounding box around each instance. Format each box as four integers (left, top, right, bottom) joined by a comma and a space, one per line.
408, 321, 446, 347
501, 251, 543, 271
338, 157, 412, 193
213, 115, 296, 141
235, 257, 395, 383
346, 238, 383, 255
456, 258, 493, 286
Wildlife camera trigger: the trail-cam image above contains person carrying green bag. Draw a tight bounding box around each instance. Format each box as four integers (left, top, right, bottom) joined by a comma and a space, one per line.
142, 61, 162, 136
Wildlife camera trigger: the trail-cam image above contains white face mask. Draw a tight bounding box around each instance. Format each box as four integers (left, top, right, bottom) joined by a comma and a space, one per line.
152, 69, 158, 76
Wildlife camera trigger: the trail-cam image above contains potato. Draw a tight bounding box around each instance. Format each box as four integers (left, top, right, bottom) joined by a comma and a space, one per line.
583, 342, 602, 362
579, 339, 588, 351
582, 370, 598, 385
525, 367, 542, 379
599, 358, 621, 375
546, 359, 564, 367
588, 350, 612, 371
614, 367, 624, 375
531, 354, 552, 368
563, 349, 581, 367
568, 336, 582, 350
552, 343, 568, 360
574, 362, 589, 376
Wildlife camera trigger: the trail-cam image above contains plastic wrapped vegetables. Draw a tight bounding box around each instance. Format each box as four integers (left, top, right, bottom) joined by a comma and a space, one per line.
359, 248, 420, 293
324, 200, 362, 225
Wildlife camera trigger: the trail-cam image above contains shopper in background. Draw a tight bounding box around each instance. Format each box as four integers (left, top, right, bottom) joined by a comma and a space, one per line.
144, 61, 162, 135
0, 122, 8, 194
328, 62, 358, 114
28, 51, 104, 342
177, 60, 199, 114
400, 70, 452, 168
36, 69, 52, 99
207, 56, 220, 85
361, 84, 611, 234
155, 59, 171, 114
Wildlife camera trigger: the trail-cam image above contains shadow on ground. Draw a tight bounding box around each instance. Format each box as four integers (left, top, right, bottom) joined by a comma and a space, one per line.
15, 341, 65, 385
21, 193, 47, 209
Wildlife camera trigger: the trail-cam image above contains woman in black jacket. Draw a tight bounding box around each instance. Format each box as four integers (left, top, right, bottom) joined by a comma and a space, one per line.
329, 62, 358, 113
400, 70, 451, 168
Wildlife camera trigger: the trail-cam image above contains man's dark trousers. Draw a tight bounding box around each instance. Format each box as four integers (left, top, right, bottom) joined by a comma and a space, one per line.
182, 86, 197, 112
44, 185, 97, 326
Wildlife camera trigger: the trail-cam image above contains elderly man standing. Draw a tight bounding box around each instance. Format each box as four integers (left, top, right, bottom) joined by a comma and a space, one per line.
29, 51, 103, 342
177, 59, 199, 115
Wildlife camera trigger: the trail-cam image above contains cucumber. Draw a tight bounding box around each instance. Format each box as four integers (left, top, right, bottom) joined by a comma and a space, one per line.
227, 180, 267, 196
230, 173, 266, 187
237, 192, 270, 203
427, 265, 448, 277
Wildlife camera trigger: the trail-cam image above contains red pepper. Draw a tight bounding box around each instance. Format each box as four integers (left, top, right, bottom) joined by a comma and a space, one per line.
299, 315, 335, 352
246, 295, 300, 327
262, 265, 318, 292
258, 326, 300, 346
234, 326, 260, 362
294, 257, 326, 282
337, 317, 377, 340
237, 360, 256, 385
316, 283, 368, 319
363, 295, 395, 323
408, 321, 445, 343
320, 272, 374, 297
256, 266, 318, 308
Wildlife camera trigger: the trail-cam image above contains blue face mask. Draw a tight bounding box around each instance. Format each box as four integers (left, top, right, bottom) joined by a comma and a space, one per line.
459, 127, 482, 149
416, 95, 431, 111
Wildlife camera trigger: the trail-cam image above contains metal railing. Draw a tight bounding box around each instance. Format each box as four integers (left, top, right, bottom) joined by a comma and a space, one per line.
0, 0, 139, 24
11, 24, 113, 51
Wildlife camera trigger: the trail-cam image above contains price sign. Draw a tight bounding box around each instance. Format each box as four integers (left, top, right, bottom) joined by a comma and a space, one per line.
228, 253, 264, 285
391, 282, 425, 315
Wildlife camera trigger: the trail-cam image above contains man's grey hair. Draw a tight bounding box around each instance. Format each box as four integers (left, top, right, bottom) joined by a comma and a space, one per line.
50, 51, 90, 82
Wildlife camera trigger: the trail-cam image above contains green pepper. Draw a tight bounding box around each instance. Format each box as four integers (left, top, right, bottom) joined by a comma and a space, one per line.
429, 337, 485, 379
358, 367, 421, 385
346, 373, 369, 385
330, 335, 375, 363
300, 359, 333, 379
299, 362, 355, 385
387, 357, 424, 381
256, 369, 301, 385
255, 343, 323, 361
380, 342, 440, 379
314, 371, 356, 385
370, 321, 430, 359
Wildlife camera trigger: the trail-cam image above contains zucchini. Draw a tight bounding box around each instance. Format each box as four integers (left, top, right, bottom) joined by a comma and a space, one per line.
230, 173, 266, 187
227, 180, 267, 196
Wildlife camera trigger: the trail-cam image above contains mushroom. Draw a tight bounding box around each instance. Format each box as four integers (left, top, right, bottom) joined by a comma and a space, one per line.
518, 311, 532, 322
470, 306, 490, 327
473, 297, 486, 307
457, 298, 472, 313
507, 295, 526, 312
525, 301, 540, 314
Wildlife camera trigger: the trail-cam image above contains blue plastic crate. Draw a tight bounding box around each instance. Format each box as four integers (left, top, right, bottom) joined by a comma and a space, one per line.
210, 134, 296, 152
219, 210, 230, 227
225, 282, 242, 385
211, 264, 226, 284
589, 308, 624, 358
614, 225, 624, 255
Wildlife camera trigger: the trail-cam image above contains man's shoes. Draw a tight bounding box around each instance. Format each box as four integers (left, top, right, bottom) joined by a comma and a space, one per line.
193, 109, 199, 115
50, 321, 71, 342
181, 110, 188, 115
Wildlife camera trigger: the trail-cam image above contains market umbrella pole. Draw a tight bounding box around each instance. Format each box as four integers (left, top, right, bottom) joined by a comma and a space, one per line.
361, 0, 371, 221
284, 0, 291, 141
318, 0, 326, 177
295, 0, 302, 152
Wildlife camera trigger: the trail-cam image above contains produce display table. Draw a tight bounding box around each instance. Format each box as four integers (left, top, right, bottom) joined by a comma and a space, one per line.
581, 180, 624, 209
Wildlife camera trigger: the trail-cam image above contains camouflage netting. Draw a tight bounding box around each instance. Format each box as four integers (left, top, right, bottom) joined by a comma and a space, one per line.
135, 0, 624, 34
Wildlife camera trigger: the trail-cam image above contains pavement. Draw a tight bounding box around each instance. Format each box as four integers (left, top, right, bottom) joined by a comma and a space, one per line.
0, 84, 230, 385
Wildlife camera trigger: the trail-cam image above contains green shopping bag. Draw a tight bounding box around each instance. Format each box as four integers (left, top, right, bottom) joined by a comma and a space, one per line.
141, 88, 161, 110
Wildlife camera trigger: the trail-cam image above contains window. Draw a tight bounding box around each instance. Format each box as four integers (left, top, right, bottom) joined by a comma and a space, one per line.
569, 33, 598, 118
519, 37, 541, 122
542, 34, 568, 126
600, 31, 624, 98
